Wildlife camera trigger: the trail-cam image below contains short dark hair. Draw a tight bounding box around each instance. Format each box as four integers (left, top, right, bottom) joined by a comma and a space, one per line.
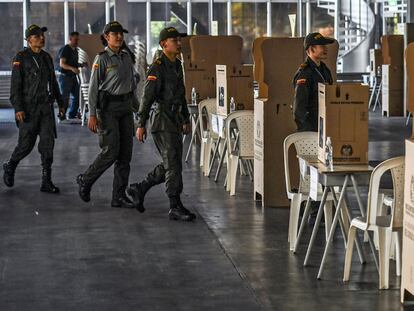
70, 31, 79, 37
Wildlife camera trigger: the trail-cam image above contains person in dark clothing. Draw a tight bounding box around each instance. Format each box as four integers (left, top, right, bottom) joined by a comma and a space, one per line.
3, 24, 64, 193
57, 31, 86, 120
76, 21, 139, 209
293, 32, 335, 223
293, 32, 334, 132
126, 27, 196, 222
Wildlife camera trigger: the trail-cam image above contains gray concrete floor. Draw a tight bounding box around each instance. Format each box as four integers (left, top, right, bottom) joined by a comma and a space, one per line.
0, 108, 414, 310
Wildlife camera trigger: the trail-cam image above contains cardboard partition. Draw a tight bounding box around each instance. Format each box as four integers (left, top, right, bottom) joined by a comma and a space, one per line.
382, 88, 404, 117
401, 139, 414, 303
190, 35, 243, 66
324, 40, 340, 83
216, 64, 254, 116
406, 43, 414, 114
381, 35, 404, 66
254, 98, 297, 207
184, 61, 216, 103
382, 64, 404, 91
370, 49, 383, 76
78, 34, 103, 65
252, 37, 271, 98
180, 35, 192, 64
318, 83, 369, 165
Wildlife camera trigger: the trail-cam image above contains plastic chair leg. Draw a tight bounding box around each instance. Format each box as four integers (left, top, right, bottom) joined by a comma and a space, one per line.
229, 155, 239, 196
378, 227, 391, 290
288, 194, 301, 251
324, 201, 333, 242
395, 231, 402, 277
343, 225, 357, 282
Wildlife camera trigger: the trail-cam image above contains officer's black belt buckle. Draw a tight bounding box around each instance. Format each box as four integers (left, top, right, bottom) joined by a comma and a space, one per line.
107, 92, 132, 102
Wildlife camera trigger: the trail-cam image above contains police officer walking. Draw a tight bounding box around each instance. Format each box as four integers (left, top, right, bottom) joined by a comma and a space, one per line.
76, 21, 138, 208
127, 27, 196, 222
3, 25, 63, 193
293, 32, 334, 131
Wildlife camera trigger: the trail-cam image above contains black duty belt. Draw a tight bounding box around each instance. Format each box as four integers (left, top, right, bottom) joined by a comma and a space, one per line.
107, 92, 132, 102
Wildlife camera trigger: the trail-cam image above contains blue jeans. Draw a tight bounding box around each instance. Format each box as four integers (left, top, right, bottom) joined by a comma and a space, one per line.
58, 74, 80, 119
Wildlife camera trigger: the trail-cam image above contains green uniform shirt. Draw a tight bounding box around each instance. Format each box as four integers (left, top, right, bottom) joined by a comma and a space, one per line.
88, 47, 137, 116
137, 52, 190, 133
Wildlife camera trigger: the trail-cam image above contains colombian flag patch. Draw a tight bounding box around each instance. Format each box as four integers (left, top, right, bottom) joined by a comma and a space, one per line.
147, 75, 157, 81
13, 61, 21, 67
93, 63, 99, 70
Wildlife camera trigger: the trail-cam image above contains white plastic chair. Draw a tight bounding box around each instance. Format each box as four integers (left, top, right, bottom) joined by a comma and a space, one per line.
80, 83, 89, 126
283, 132, 334, 251
198, 99, 218, 175
343, 156, 404, 290
225, 110, 254, 196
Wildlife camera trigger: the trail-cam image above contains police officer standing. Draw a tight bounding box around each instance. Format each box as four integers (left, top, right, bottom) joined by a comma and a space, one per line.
3, 25, 63, 193
76, 21, 138, 208
293, 32, 334, 131
127, 27, 196, 221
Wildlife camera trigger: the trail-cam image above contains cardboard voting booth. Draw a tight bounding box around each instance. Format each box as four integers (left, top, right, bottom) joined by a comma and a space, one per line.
370, 49, 383, 76
216, 64, 254, 116
253, 38, 304, 207
183, 35, 244, 103
406, 43, 414, 115
382, 64, 404, 116
401, 139, 414, 303
318, 83, 369, 165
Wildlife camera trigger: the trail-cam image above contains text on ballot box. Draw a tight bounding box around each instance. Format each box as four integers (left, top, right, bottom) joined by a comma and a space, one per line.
310, 166, 319, 201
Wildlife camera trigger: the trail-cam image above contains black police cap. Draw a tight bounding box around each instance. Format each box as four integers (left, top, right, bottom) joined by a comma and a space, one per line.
25, 24, 47, 39
159, 27, 187, 43
304, 32, 335, 50
103, 21, 128, 34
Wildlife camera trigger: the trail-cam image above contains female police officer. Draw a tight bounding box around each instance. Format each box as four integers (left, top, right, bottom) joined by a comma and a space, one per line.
76, 21, 139, 208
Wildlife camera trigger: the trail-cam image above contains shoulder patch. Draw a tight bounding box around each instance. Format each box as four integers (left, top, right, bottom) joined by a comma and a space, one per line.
154, 59, 162, 65
98, 51, 106, 55
296, 78, 307, 85
93, 63, 99, 70
12, 61, 21, 67
147, 75, 157, 81
300, 63, 307, 69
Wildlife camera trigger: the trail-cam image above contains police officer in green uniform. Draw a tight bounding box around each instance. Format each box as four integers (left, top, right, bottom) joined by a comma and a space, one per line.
293, 32, 334, 132
127, 27, 196, 221
76, 21, 138, 208
3, 25, 63, 193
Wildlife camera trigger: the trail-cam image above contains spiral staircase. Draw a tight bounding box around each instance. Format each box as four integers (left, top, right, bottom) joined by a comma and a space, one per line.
317, 0, 375, 73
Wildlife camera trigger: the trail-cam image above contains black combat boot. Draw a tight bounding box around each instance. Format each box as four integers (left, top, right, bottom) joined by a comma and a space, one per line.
40, 167, 60, 193
168, 196, 196, 222
76, 174, 91, 202
127, 181, 152, 213
3, 160, 18, 187
111, 195, 135, 209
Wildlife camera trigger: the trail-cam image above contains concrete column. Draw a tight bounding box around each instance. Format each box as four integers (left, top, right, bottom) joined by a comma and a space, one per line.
187, 0, 192, 35
227, 0, 232, 35
23, 0, 30, 46
146, 0, 151, 55
267, 0, 272, 36
64, 0, 69, 43
297, 0, 303, 37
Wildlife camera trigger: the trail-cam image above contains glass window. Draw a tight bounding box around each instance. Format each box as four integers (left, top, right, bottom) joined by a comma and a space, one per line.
271, 3, 297, 37
31, 2, 64, 64
214, 2, 227, 35
0, 3, 23, 70
150, 2, 187, 55
192, 3, 209, 35
232, 2, 267, 63
69, 2, 106, 35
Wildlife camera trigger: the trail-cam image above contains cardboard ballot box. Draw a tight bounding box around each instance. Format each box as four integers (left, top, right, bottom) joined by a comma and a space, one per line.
318, 83, 369, 165
216, 64, 254, 116
401, 139, 414, 303
382, 64, 404, 116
